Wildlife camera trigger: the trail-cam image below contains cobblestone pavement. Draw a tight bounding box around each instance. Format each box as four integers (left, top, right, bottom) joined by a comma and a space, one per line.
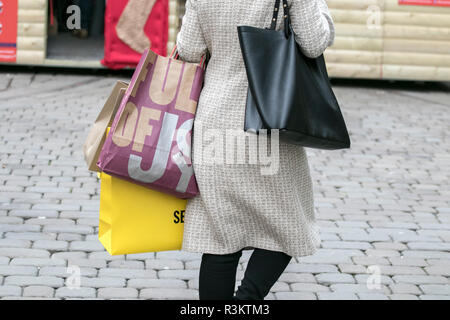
0, 70, 449, 300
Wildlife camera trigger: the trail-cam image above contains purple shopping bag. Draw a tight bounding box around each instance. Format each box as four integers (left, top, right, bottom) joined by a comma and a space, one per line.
97, 49, 205, 198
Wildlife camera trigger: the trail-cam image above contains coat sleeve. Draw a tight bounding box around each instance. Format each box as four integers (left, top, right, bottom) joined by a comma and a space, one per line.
176, 0, 208, 63
289, 0, 335, 58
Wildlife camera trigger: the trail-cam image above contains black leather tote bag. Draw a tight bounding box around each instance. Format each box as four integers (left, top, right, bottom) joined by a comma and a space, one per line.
237, 0, 351, 150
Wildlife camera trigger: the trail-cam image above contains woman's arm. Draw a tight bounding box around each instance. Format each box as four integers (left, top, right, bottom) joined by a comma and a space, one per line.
176, 0, 208, 63
289, 0, 335, 58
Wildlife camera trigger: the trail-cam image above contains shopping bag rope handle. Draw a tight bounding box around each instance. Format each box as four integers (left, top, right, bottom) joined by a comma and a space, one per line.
170, 45, 207, 69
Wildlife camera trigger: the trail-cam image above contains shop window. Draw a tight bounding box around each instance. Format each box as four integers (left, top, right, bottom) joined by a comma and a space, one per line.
46, 0, 105, 62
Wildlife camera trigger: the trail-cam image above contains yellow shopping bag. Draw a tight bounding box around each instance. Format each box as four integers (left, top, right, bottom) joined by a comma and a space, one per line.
98, 172, 187, 255
98, 127, 186, 255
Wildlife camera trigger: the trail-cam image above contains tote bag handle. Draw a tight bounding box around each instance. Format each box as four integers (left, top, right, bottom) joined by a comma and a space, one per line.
269, 0, 291, 37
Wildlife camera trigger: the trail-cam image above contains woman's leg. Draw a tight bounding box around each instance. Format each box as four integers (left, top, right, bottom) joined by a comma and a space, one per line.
199, 250, 243, 300
234, 248, 292, 300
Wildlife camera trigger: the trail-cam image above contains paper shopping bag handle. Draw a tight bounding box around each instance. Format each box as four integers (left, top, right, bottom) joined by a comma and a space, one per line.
170, 45, 207, 69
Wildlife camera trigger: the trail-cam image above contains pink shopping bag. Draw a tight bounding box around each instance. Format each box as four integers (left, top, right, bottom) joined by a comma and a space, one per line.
97, 48, 205, 198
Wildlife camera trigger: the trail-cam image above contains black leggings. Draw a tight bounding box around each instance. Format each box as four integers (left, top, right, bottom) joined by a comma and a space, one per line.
199, 248, 292, 300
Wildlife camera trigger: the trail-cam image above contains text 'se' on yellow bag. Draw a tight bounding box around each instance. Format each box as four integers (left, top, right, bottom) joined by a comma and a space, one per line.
98, 173, 186, 255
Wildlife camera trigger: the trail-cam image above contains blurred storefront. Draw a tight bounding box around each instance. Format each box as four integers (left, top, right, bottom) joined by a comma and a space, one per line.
0, 0, 449, 81
0, 0, 175, 69
324, 0, 450, 81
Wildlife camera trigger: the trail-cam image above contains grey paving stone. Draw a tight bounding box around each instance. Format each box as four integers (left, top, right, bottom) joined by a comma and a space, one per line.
98, 268, 157, 279
32, 240, 69, 251
55, 287, 96, 299
0, 224, 40, 233
0, 217, 24, 224
392, 275, 449, 285
378, 265, 426, 276
275, 292, 317, 300
388, 294, 419, 300
357, 293, 389, 300
339, 232, 391, 242
67, 258, 106, 269
0, 266, 38, 276
284, 263, 338, 273
408, 242, 450, 251
32, 204, 81, 211
25, 218, 75, 226
52, 252, 87, 260
23, 286, 55, 298
318, 233, 340, 241
402, 250, 450, 260
98, 288, 138, 299
315, 273, 355, 285
388, 257, 428, 267
185, 260, 201, 270
5, 276, 64, 287
187, 279, 199, 290
269, 282, 290, 292
0, 239, 32, 248
354, 274, 394, 285
128, 278, 187, 289
79, 277, 126, 288
352, 256, 391, 266
321, 241, 373, 250
89, 252, 125, 261
419, 295, 450, 300
144, 259, 184, 270
424, 266, 450, 276
298, 253, 352, 264
57, 233, 84, 241
290, 283, 330, 292
365, 249, 401, 258
278, 273, 316, 284
9, 258, 66, 267
43, 225, 93, 235
125, 252, 156, 260
140, 288, 198, 300
389, 284, 422, 295
156, 251, 202, 261
419, 285, 450, 295
372, 242, 408, 251
0, 286, 22, 297
39, 266, 97, 278
0, 248, 50, 258
426, 259, 450, 267
338, 264, 367, 274
330, 284, 391, 295
5, 232, 56, 241
1, 297, 61, 300
158, 269, 199, 281
108, 260, 145, 269
317, 292, 359, 300
69, 240, 106, 252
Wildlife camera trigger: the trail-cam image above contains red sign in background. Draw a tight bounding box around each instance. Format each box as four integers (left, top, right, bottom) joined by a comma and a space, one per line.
102, 0, 168, 69
399, 0, 450, 6
0, 0, 18, 62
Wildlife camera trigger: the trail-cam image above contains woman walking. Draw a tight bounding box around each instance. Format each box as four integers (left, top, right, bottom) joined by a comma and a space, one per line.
176, 0, 335, 300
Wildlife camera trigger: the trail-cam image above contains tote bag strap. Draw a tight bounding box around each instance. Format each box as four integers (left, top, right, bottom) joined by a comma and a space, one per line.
269, 0, 291, 35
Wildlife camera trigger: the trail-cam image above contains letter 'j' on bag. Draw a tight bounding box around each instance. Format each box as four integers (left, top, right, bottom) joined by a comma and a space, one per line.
97, 48, 205, 199
83, 81, 128, 172
98, 171, 187, 255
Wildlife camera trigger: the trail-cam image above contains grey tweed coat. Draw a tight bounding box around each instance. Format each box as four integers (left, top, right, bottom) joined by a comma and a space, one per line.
176, 0, 335, 257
